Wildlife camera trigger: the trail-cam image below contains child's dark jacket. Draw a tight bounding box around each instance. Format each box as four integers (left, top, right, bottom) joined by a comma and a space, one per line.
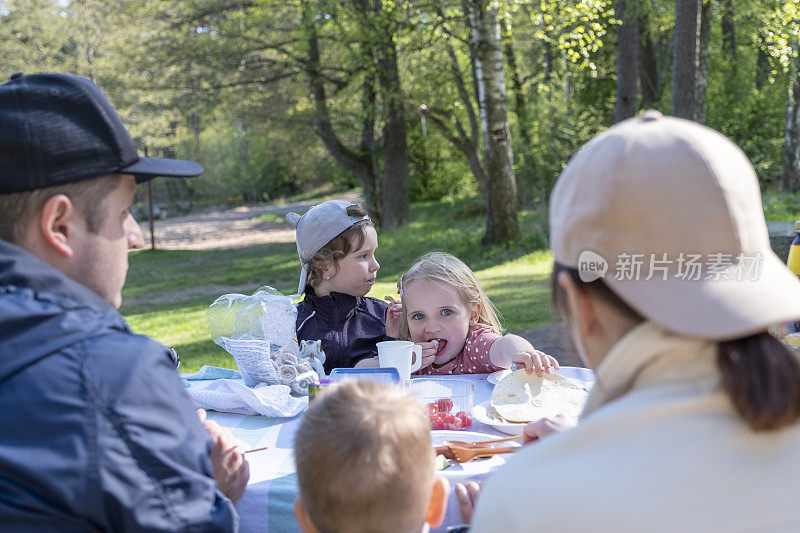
296, 286, 393, 373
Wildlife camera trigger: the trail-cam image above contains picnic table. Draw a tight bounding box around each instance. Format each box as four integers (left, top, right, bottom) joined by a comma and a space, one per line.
187, 368, 595, 533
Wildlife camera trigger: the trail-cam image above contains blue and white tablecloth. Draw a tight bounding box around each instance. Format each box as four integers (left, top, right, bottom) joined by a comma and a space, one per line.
184, 368, 595, 533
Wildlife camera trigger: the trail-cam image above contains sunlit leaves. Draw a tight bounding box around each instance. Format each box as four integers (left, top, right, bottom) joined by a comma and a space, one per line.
761, 0, 800, 73
528, 0, 616, 74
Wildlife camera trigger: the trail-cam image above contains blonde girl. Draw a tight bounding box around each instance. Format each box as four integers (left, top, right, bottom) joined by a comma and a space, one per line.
386, 251, 559, 376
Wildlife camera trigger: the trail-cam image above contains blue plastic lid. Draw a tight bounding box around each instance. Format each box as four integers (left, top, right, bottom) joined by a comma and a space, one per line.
328, 367, 401, 384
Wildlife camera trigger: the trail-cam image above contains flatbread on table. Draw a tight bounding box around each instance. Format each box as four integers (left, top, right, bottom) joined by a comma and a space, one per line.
489, 369, 588, 423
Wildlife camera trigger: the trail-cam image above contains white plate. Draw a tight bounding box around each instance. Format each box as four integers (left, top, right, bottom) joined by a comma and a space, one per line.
430, 430, 520, 479
471, 402, 527, 436
486, 369, 512, 386
487, 366, 595, 391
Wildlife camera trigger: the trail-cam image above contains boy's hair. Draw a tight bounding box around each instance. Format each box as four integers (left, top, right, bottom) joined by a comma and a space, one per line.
396, 251, 503, 340
0, 174, 120, 244
307, 204, 373, 288
294, 379, 434, 533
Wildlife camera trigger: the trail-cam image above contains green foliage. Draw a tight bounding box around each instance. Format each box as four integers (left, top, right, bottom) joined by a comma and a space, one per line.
762, 189, 800, 221
760, 0, 800, 72
531, 0, 617, 73
707, 55, 787, 185
3, 0, 800, 217
407, 120, 477, 201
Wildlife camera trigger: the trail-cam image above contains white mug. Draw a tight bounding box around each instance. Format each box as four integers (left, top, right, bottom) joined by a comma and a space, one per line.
376, 340, 422, 382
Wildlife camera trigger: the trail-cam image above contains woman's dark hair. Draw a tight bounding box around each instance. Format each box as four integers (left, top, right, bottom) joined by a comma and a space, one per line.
718, 335, 800, 431
307, 205, 372, 288
551, 262, 800, 432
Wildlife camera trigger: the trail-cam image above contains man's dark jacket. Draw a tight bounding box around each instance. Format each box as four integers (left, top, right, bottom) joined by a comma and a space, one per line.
296, 287, 393, 373
0, 239, 238, 531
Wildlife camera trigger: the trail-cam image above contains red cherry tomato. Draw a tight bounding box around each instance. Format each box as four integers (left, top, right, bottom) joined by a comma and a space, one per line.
435, 398, 454, 413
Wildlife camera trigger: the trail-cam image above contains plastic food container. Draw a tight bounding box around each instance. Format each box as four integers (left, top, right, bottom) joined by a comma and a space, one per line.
408, 378, 475, 430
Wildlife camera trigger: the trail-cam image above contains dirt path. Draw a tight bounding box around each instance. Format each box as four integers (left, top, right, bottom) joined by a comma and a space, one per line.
139, 191, 361, 250
136, 192, 580, 366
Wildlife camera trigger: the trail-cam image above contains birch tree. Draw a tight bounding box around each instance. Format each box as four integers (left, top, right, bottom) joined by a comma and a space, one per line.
466, 0, 519, 244
762, 1, 800, 191
695, 0, 710, 123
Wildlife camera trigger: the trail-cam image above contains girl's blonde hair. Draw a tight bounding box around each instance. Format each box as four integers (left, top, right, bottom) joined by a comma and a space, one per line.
396, 251, 503, 339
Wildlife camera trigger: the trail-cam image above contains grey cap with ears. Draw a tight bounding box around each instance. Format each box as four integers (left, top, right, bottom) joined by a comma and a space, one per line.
286, 200, 370, 297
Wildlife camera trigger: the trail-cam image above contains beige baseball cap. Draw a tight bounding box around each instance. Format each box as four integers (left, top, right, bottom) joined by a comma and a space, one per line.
549, 110, 800, 340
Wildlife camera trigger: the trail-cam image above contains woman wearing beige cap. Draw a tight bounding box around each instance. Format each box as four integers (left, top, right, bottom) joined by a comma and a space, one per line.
471, 111, 800, 531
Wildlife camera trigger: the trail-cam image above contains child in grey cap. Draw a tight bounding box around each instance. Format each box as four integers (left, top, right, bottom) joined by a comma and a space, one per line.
287, 200, 394, 372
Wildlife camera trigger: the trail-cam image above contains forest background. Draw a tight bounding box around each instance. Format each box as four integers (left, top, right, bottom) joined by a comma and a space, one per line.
6, 0, 800, 370
6, 0, 800, 233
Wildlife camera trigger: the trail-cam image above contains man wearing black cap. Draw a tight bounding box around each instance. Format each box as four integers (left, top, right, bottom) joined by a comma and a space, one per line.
0, 73, 247, 530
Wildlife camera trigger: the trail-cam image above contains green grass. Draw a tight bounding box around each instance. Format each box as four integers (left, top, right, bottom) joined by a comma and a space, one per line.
762, 190, 800, 222
122, 197, 553, 373
251, 212, 286, 224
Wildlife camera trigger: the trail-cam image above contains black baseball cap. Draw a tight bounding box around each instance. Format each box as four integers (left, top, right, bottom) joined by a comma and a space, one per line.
0, 72, 203, 194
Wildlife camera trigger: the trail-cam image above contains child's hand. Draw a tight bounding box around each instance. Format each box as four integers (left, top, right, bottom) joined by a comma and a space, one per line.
418, 340, 439, 370
354, 356, 379, 368
489, 334, 560, 377
384, 296, 403, 339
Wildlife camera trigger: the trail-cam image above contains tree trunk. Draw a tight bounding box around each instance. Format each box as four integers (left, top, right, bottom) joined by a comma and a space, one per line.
359, 68, 382, 222
539, 4, 553, 85
638, 9, 660, 108
500, 14, 531, 146
672, 0, 700, 120
373, 1, 408, 229
615, 0, 639, 122
303, 7, 381, 221
695, 0, 710, 123
542, 40, 553, 86
783, 47, 800, 192
756, 42, 771, 90
236, 114, 256, 203
467, 0, 519, 244
720, 0, 736, 63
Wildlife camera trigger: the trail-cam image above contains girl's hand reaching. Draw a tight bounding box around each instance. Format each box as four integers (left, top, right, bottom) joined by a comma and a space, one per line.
384, 295, 403, 339
488, 334, 560, 377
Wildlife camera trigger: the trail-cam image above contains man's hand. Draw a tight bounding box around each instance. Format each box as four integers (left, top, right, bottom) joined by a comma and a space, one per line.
197, 409, 250, 503
454, 481, 481, 524
522, 414, 577, 445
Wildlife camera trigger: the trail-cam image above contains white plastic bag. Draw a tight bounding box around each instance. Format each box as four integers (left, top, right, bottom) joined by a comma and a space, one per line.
207, 286, 316, 392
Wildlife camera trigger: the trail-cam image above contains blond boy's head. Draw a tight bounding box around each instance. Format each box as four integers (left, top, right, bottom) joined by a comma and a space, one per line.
294, 379, 447, 533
